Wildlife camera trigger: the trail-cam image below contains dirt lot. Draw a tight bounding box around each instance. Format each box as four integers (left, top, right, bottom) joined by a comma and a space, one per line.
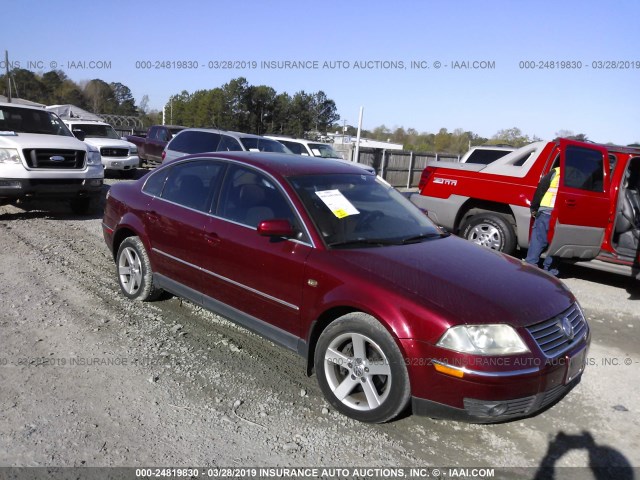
1, 175, 639, 476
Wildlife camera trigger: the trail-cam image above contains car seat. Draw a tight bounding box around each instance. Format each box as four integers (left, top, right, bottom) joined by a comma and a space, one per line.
237, 183, 274, 227
615, 168, 640, 251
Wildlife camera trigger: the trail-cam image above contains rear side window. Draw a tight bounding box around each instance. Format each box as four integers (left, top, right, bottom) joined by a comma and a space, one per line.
280, 140, 307, 155
161, 160, 225, 212
142, 169, 170, 196
564, 146, 605, 192
168, 131, 222, 154
217, 135, 243, 151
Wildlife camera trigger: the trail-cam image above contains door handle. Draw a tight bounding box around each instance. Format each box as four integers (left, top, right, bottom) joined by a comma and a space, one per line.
204, 232, 220, 246
565, 199, 576, 207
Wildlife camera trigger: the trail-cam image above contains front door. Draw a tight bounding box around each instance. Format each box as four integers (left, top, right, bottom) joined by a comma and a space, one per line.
547, 139, 611, 259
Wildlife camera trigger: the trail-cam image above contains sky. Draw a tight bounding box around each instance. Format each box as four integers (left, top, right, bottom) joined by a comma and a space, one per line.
3, 0, 639, 144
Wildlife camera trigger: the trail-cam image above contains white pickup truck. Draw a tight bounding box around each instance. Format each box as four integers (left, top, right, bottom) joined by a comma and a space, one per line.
0, 102, 104, 214
61, 118, 139, 176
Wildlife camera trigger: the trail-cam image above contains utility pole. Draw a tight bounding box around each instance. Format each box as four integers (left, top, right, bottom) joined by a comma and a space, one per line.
5, 50, 12, 102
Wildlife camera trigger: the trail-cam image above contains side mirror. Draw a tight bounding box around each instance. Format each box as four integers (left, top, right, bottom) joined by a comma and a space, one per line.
257, 219, 295, 238
73, 129, 86, 141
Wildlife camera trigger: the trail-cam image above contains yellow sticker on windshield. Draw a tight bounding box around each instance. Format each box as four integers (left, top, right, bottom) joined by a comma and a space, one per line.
315, 190, 360, 218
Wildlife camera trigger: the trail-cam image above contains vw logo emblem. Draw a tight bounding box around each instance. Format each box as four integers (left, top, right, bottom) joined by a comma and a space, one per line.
560, 317, 575, 340
49, 155, 65, 162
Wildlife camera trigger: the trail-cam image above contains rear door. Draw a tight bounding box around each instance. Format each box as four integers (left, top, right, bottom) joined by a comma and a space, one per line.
547, 139, 611, 259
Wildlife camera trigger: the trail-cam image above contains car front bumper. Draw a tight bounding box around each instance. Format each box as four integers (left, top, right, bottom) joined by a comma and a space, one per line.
0, 178, 104, 200
401, 333, 589, 423
102, 156, 139, 171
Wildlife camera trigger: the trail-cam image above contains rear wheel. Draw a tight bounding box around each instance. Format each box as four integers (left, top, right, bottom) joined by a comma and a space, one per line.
314, 313, 410, 423
460, 213, 517, 255
116, 236, 163, 301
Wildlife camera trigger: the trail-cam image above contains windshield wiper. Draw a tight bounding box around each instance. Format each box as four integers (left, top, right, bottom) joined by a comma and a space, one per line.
327, 237, 401, 248
400, 232, 450, 244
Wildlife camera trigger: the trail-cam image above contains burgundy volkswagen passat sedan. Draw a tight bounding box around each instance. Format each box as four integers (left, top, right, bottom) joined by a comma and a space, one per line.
102, 152, 589, 423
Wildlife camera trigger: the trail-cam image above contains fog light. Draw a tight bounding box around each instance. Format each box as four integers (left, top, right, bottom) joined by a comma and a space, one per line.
86, 179, 103, 186
487, 403, 508, 416
0, 180, 22, 188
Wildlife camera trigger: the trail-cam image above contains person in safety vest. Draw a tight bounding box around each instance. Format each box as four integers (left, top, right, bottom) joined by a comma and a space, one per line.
525, 166, 561, 276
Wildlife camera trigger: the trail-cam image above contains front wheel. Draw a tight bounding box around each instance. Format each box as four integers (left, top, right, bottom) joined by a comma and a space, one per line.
460, 213, 517, 255
314, 313, 410, 423
116, 236, 163, 301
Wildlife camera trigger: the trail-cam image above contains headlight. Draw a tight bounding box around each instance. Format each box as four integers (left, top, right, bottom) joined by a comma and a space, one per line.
86, 146, 102, 166
437, 324, 529, 355
0, 148, 21, 164
129, 146, 138, 155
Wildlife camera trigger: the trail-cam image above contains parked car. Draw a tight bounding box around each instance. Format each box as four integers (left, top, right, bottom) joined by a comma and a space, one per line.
411, 139, 640, 279
459, 145, 516, 164
60, 118, 139, 175
103, 152, 589, 423
0, 102, 104, 214
126, 125, 187, 165
162, 128, 290, 163
264, 135, 345, 159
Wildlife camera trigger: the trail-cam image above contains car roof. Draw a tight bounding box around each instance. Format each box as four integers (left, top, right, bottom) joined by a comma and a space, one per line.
174, 128, 267, 140
0, 101, 46, 111
161, 151, 375, 178
264, 135, 332, 146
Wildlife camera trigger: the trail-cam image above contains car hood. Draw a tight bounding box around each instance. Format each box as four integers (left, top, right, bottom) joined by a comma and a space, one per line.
82, 138, 135, 149
334, 235, 574, 328
0, 132, 88, 150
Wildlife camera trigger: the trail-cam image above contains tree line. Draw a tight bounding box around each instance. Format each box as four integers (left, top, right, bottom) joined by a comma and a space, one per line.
2, 69, 623, 152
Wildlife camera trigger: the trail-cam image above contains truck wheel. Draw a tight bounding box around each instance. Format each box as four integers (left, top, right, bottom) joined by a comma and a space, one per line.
314, 312, 410, 423
116, 236, 163, 301
461, 213, 517, 255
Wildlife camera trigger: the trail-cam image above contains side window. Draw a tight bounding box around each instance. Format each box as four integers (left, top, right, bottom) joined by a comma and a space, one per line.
218, 166, 305, 238
564, 146, 605, 192
148, 127, 158, 140
217, 135, 243, 151
281, 141, 305, 155
161, 160, 224, 212
142, 168, 170, 196
168, 131, 222, 154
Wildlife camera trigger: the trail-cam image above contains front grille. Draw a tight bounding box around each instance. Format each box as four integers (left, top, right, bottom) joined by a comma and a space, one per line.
23, 149, 85, 169
464, 382, 575, 419
464, 395, 536, 417
526, 303, 587, 358
100, 147, 129, 157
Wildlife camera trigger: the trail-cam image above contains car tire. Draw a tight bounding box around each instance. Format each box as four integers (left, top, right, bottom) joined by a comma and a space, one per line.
116, 236, 163, 301
314, 312, 410, 423
460, 213, 517, 255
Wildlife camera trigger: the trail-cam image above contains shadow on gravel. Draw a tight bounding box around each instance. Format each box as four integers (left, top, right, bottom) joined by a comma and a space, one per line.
533, 431, 633, 480
0, 184, 111, 221
559, 263, 640, 301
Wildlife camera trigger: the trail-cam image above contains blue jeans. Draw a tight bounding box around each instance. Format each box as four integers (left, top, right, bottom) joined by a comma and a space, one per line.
525, 211, 555, 271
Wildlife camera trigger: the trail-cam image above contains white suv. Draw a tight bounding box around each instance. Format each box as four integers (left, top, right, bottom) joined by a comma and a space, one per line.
264, 136, 344, 159
61, 118, 139, 175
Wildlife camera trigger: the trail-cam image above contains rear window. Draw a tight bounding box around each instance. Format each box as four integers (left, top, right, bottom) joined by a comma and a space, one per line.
168, 131, 222, 154
465, 149, 512, 165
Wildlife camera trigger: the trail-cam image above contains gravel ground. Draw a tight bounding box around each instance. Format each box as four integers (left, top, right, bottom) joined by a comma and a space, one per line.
1, 175, 638, 476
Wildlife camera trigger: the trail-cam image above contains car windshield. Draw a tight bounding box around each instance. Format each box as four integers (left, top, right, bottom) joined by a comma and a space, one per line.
289, 173, 443, 248
73, 123, 120, 139
308, 143, 342, 159
240, 137, 292, 153
0, 106, 73, 136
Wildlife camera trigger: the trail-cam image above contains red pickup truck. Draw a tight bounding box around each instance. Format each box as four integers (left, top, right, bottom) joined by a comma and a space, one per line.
126, 125, 186, 165
410, 138, 640, 278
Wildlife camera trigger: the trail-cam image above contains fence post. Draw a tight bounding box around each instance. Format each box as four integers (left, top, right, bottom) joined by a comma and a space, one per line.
435, 152, 439, 163
407, 151, 415, 189
380, 150, 387, 180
